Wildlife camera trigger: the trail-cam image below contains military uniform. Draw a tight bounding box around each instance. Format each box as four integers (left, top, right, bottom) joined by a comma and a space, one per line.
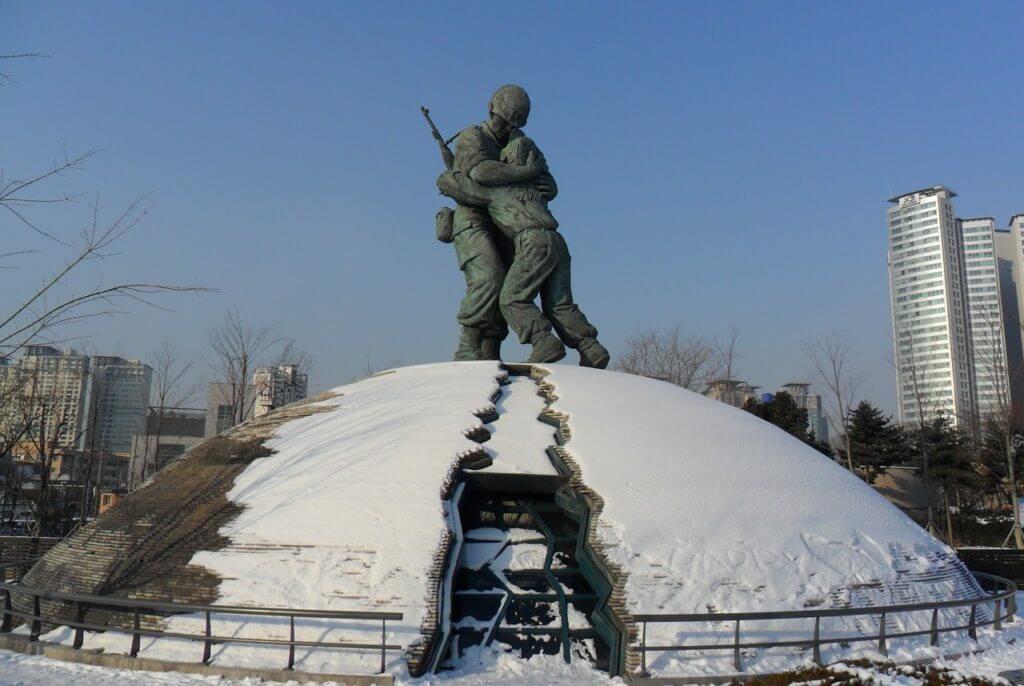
438, 135, 605, 364
450, 122, 512, 359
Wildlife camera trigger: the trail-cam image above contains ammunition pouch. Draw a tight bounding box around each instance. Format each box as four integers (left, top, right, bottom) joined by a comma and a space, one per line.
435, 207, 454, 243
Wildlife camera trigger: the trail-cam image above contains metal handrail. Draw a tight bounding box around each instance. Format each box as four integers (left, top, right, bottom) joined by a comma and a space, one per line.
0, 560, 403, 673
633, 572, 1017, 675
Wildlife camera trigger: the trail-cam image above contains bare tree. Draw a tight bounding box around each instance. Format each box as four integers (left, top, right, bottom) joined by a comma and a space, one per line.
804, 334, 863, 476
207, 310, 312, 430
969, 305, 1023, 548
7, 356, 91, 536
0, 52, 48, 86
617, 326, 738, 393
133, 342, 201, 488
208, 309, 279, 429
890, 320, 956, 535
712, 324, 741, 384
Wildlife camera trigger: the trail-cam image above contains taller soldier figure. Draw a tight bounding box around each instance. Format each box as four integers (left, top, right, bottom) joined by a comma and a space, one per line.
448, 85, 554, 361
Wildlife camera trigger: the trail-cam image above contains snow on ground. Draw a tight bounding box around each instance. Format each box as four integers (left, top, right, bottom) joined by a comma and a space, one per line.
0, 648, 271, 685
542, 365, 992, 674
479, 375, 558, 475
0, 646, 618, 686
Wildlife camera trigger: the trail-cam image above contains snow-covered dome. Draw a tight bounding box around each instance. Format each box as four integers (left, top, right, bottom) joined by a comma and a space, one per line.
25, 361, 985, 679
544, 365, 976, 614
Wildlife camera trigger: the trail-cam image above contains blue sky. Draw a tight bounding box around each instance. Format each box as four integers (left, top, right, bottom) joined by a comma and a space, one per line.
3, 1, 1022, 411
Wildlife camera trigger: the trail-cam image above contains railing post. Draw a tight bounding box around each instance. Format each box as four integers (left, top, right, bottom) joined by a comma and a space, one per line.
73, 601, 85, 649
1, 589, 11, 633
812, 616, 821, 666
30, 594, 40, 641
733, 619, 741, 672
877, 612, 887, 657
130, 607, 140, 657
202, 610, 212, 664
380, 618, 387, 674
287, 614, 295, 670
641, 621, 647, 675
995, 599, 1003, 631
968, 604, 977, 641
930, 607, 939, 647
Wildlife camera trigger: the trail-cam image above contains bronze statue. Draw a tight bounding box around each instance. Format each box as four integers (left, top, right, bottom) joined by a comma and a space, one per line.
426, 85, 608, 368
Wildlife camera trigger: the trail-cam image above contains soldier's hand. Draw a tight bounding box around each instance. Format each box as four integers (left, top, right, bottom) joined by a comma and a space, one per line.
526, 149, 545, 175
535, 177, 556, 199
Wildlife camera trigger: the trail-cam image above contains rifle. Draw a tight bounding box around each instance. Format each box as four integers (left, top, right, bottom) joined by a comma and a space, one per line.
421, 106, 454, 170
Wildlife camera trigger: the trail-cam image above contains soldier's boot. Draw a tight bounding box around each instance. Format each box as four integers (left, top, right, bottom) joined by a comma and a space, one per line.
527, 333, 566, 364
480, 337, 502, 361
577, 338, 610, 369
454, 327, 484, 361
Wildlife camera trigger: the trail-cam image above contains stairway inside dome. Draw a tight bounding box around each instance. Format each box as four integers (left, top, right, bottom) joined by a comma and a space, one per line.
440, 483, 610, 671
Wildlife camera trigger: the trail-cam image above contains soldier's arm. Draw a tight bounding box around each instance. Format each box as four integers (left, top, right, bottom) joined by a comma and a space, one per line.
469, 158, 542, 186
437, 170, 491, 207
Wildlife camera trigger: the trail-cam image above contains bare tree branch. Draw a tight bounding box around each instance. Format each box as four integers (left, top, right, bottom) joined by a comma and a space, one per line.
804, 333, 863, 476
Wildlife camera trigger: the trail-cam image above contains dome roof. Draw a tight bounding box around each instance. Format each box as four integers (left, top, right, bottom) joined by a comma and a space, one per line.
23, 361, 983, 677
540, 365, 978, 615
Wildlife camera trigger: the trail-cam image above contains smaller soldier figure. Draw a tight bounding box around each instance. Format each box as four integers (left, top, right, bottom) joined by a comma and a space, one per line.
437, 134, 609, 368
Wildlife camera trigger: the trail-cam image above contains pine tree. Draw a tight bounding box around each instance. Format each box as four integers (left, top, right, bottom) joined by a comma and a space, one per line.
927, 415, 982, 545
845, 401, 911, 484
741, 392, 833, 456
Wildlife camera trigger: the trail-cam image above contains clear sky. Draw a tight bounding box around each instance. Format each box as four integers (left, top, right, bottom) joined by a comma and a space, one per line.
3, 1, 1022, 411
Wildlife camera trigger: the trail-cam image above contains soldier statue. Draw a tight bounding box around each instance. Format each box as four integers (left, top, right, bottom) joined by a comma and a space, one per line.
425, 85, 609, 368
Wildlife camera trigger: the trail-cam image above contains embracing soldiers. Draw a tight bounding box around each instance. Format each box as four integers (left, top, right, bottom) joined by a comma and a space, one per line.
429, 85, 609, 368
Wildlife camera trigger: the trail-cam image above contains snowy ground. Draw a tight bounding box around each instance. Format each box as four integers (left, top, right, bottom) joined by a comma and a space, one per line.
0, 646, 617, 685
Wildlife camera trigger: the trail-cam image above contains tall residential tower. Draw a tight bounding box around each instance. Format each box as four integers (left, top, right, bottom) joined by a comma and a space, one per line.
887, 187, 973, 426
959, 218, 1010, 418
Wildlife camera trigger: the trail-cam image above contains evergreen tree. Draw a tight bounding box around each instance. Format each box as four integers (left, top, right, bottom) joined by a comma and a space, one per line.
743, 392, 809, 438
926, 415, 982, 544
928, 416, 982, 505
845, 401, 911, 484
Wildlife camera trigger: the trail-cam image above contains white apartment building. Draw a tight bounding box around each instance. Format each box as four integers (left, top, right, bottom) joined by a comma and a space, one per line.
887, 187, 973, 426
960, 218, 1010, 418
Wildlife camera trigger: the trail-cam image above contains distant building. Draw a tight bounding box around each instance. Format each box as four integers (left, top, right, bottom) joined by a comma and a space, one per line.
887, 187, 973, 427
959, 218, 1010, 418
51, 450, 127, 491
994, 214, 1024, 415
128, 407, 206, 488
253, 364, 309, 417
0, 346, 91, 455
86, 357, 153, 457
205, 382, 257, 437
778, 382, 828, 443
706, 379, 759, 408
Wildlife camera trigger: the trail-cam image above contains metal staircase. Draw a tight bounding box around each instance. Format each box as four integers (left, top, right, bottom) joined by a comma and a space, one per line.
440, 478, 612, 671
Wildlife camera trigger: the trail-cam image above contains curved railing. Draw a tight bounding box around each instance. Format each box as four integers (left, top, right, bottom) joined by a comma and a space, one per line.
632, 572, 1017, 674
0, 560, 403, 674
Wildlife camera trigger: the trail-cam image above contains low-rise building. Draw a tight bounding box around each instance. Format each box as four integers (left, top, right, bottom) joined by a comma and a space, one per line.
253, 364, 309, 417
128, 407, 206, 488
706, 379, 760, 408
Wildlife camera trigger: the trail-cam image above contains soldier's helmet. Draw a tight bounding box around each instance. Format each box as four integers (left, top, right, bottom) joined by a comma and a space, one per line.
489, 84, 531, 128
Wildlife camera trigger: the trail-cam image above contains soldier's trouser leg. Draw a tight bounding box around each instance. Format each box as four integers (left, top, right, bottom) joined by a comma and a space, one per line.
540, 232, 598, 348
454, 227, 507, 360
500, 229, 560, 345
